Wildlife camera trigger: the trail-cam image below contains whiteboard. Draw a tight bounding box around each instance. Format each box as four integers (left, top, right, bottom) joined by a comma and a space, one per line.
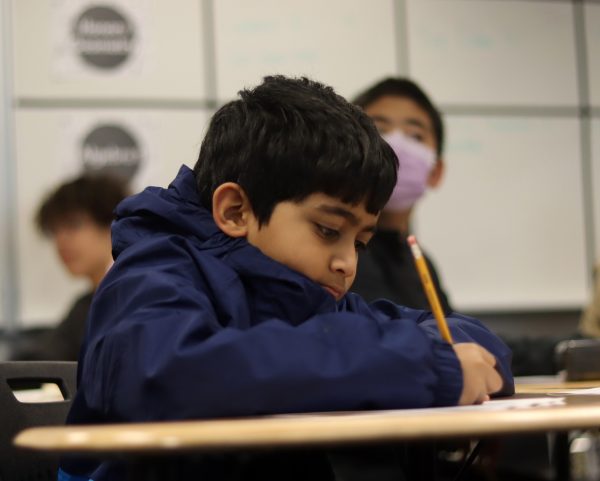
406, 0, 578, 106
12, 0, 207, 100
592, 118, 600, 264
14, 108, 211, 325
415, 116, 587, 312
213, 0, 399, 101
3, 0, 597, 321
0, 7, 7, 325
586, 3, 600, 107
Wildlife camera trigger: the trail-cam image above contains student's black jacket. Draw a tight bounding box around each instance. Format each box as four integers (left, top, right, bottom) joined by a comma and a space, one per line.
352, 230, 452, 315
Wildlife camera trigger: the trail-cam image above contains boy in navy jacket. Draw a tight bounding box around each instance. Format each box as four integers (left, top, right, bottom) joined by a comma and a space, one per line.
61, 76, 513, 481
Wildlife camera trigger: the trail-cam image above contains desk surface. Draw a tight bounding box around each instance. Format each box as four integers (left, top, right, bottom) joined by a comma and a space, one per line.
13, 384, 600, 454
515, 379, 600, 393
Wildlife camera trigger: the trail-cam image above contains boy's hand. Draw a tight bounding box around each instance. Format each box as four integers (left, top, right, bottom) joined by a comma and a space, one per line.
453, 343, 503, 405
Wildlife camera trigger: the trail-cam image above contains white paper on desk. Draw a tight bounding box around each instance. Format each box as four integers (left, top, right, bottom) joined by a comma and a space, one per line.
275, 397, 566, 420
411, 397, 566, 413
473, 397, 565, 410
554, 387, 600, 395
335, 397, 566, 417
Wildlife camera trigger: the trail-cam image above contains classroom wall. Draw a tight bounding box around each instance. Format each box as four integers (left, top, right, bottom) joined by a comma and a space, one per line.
0, 0, 598, 328
412, 0, 597, 314
0, 1, 11, 328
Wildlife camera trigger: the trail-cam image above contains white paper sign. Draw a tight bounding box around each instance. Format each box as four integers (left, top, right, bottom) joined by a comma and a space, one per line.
51, 0, 149, 78
56, 112, 157, 192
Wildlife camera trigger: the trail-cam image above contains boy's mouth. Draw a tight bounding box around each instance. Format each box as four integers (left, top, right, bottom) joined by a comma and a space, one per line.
322, 285, 344, 300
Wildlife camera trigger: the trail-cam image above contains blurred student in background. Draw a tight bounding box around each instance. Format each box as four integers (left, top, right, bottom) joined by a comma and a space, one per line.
12, 174, 129, 361
350, 78, 575, 378
351, 77, 452, 313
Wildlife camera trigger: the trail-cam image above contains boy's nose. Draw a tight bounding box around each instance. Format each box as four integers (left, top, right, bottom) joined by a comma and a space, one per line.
331, 248, 357, 278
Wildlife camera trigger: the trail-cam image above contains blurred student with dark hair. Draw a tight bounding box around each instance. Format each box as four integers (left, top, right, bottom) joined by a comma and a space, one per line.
12, 174, 129, 361
351, 77, 452, 313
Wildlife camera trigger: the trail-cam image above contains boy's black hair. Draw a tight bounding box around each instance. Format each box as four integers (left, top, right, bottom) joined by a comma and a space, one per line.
353, 77, 444, 157
37, 174, 129, 234
194, 75, 398, 225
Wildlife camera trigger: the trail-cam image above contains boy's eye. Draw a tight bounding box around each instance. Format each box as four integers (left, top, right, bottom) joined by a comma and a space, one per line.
316, 224, 339, 240
374, 123, 390, 134
408, 132, 424, 143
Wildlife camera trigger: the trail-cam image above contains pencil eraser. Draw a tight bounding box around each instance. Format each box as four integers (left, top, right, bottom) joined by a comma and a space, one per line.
407, 235, 416, 246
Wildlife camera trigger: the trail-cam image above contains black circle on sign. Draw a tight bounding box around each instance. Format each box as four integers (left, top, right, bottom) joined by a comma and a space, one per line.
72, 6, 135, 69
81, 125, 142, 182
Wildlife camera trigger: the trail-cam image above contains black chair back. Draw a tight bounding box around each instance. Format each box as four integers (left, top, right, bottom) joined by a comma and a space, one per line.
0, 361, 77, 481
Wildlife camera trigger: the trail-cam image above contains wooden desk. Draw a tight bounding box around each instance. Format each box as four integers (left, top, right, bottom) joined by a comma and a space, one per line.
13, 391, 600, 454
516, 380, 600, 393
15, 385, 600, 480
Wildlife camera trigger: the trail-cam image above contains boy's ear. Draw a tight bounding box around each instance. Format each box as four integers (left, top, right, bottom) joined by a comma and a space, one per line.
427, 159, 445, 189
212, 182, 254, 238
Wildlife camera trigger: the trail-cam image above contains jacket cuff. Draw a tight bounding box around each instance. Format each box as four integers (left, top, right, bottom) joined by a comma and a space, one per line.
430, 340, 463, 407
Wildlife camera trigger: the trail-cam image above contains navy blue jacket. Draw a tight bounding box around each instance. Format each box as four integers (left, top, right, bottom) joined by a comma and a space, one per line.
61, 165, 513, 480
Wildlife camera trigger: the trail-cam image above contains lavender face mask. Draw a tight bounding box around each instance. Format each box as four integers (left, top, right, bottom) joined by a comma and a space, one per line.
382, 130, 436, 211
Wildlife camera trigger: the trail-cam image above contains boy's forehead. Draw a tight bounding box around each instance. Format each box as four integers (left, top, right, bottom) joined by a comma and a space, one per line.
366, 95, 433, 127
51, 210, 93, 226
302, 193, 379, 223
364, 95, 439, 153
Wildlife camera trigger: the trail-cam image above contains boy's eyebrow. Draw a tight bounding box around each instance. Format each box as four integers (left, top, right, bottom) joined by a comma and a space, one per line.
316, 205, 377, 232
370, 115, 432, 133
369, 114, 393, 125
403, 117, 432, 132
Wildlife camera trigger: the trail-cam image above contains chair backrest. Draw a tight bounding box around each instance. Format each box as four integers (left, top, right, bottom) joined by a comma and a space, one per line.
0, 361, 77, 481
555, 338, 600, 381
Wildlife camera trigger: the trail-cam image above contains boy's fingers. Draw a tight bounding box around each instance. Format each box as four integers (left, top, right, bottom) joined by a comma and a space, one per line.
479, 347, 497, 366
454, 343, 496, 366
486, 367, 503, 394
474, 393, 490, 405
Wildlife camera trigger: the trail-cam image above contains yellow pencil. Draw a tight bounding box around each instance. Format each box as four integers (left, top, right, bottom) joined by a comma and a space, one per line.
407, 235, 454, 344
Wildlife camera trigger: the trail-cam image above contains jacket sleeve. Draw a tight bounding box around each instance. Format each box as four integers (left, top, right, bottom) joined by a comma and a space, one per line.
366, 299, 514, 398
79, 248, 511, 422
